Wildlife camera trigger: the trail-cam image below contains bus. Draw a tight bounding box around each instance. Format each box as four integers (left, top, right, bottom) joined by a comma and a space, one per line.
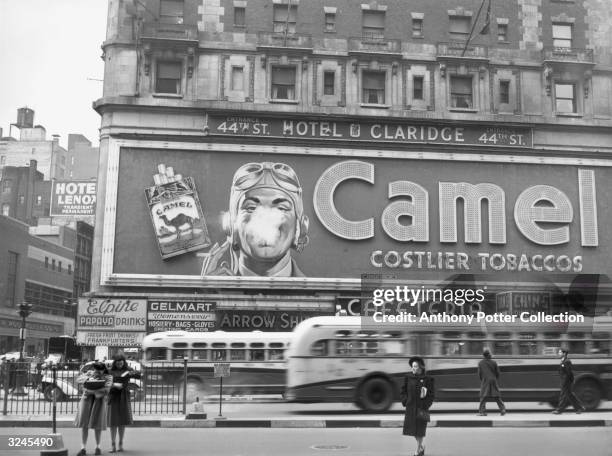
285, 316, 612, 412
141, 331, 291, 401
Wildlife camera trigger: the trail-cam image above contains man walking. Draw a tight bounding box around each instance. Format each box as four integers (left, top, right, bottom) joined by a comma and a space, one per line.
477, 349, 506, 416
552, 348, 585, 414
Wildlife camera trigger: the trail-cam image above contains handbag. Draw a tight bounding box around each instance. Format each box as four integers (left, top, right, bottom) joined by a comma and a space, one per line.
416, 409, 430, 422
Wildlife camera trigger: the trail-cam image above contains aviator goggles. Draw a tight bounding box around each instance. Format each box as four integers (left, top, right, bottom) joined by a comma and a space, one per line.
232, 162, 302, 194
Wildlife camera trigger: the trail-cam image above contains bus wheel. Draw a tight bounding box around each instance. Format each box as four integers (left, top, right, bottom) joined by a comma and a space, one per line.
178, 379, 204, 403
44, 385, 65, 402
358, 377, 393, 412
574, 379, 602, 410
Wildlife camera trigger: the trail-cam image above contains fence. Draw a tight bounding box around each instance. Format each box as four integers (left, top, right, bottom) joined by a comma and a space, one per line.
0, 361, 192, 416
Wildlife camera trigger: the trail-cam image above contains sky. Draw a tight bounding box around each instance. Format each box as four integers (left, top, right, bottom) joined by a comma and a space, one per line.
0, 0, 108, 148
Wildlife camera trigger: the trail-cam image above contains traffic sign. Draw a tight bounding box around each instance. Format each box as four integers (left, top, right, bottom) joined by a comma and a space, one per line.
214, 363, 230, 377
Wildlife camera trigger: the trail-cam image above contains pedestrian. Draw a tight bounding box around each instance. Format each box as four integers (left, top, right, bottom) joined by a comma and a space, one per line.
552, 348, 585, 414
477, 349, 506, 416
107, 353, 142, 453
400, 356, 435, 456
74, 361, 113, 456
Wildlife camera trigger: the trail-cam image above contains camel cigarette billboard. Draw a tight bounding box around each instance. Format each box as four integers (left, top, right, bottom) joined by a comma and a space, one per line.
103, 140, 612, 287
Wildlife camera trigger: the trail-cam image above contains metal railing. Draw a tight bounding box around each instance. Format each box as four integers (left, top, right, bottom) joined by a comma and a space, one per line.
0, 361, 190, 416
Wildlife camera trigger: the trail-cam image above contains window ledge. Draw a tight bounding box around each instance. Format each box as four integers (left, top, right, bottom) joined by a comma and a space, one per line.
412, 35, 425, 39
449, 107, 478, 113
152, 93, 183, 99
269, 99, 299, 104
324, 30, 337, 34
360, 103, 390, 109
555, 112, 583, 118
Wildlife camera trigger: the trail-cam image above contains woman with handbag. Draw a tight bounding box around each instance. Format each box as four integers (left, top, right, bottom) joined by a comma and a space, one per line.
400, 357, 435, 456
107, 353, 142, 453
74, 361, 113, 456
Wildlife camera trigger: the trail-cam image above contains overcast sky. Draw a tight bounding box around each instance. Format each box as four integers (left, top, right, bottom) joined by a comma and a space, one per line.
0, 0, 108, 147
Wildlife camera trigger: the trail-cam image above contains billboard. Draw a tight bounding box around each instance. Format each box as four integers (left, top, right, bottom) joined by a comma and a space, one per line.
77, 331, 145, 347
147, 300, 216, 332
50, 180, 96, 216
77, 298, 147, 332
104, 141, 612, 286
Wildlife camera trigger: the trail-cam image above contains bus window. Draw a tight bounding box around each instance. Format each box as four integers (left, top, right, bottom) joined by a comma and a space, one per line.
269, 349, 284, 360
193, 342, 207, 348
379, 340, 403, 355
231, 350, 246, 361
147, 348, 167, 361
250, 350, 265, 361
493, 332, 512, 355
269, 342, 285, 349
335, 340, 349, 355
212, 350, 227, 361
365, 341, 378, 354
356, 330, 378, 338
192, 350, 208, 360
568, 332, 586, 354
518, 333, 538, 356
172, 349, 187, 360
173, 342, 188, 348
467, 332, 486, 355
310, 340, 328, 356
347, 340, 365, 356
543, 332, 561, 355
441, 332, 463, 356
591, 333, 611, 355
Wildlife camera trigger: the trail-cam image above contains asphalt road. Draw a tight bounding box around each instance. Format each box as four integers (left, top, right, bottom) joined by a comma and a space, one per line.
2, 427, 611, 456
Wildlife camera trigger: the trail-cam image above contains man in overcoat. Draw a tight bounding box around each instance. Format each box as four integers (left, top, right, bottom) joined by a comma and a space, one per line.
552, 348, 585, 414
477, 349, 506, 416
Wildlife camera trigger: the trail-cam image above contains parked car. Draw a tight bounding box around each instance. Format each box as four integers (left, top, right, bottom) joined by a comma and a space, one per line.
39, 360, 143, 402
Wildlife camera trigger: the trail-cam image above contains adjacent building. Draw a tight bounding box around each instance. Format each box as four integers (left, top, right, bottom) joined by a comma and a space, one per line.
88, 0, 612, 348
0, 160, 51, 225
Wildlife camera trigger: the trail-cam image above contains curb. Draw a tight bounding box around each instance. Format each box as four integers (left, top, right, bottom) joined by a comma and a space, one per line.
0, 419, 608, 428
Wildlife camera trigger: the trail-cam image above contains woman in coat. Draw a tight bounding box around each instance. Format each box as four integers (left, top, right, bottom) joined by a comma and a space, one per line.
400, 357, 435, 456
74, 361, 113, 456
107, 353, 142, 452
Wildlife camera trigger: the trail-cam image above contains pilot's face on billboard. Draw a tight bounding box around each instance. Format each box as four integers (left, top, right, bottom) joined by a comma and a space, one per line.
236, 187, 297, 262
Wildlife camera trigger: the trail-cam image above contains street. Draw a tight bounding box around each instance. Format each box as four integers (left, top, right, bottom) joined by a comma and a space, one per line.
2, 427, 611, 456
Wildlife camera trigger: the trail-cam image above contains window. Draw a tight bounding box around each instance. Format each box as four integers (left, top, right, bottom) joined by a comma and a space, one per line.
1, 203, 9, 216
0, 155, 5, 165
412, 18, 423, 38
450, 76, 473, 108
273, 4, 297, 34
413, 76, 424, 100
325, 12, 336, 32
310, 340, 328, 356
362, 10, 385, 41
497, 23, 508, 42
271, 66, 296, 100
52, 259, 56, 271
45, 257, 49, 268
36, 195, 42, 205
160, 0, 184, 24
499, 80, 510, 104
268, 349, 284, 360
449, 16, 471, 41
234, 6, 245, 27
362, 71, 385, 104
18, 195, 25, 204
555, 83, 576, 113
68, 264, 72, 275
518, 333, 538, 355
58, 261, 62, 273
147, 348, 167, 361
5, 252, 18, 308
231, 66, 244, 90
3, 179, 12, 193
71, 156, 75, 166
156, 61, 182, 94
323, 71, 335, 95
552, 23, 572, 48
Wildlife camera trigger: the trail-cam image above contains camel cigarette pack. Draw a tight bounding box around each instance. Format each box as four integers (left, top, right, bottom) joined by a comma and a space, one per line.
145, 164, 211, 260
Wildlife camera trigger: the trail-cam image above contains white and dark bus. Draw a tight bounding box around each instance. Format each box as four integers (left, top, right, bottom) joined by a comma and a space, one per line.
141, 331, 291, 400
286, 316, 612, 412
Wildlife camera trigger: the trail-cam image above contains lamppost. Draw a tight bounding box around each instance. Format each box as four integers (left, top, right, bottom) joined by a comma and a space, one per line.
18, 302, 33, 361
13, 302, 33, 395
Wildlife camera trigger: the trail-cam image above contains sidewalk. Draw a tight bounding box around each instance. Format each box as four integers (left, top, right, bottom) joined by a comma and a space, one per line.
1, 411, 610, 428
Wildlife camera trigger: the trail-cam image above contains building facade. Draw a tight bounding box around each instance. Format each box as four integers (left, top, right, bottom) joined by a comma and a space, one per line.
0, 160, 51, 225
0, 216, 76, 355
90, 0, 612, 345
67, 134, 100, 180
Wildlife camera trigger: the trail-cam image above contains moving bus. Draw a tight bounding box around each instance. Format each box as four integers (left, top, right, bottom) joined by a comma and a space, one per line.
285, 316, 612, 412
141, 331, 291, 400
